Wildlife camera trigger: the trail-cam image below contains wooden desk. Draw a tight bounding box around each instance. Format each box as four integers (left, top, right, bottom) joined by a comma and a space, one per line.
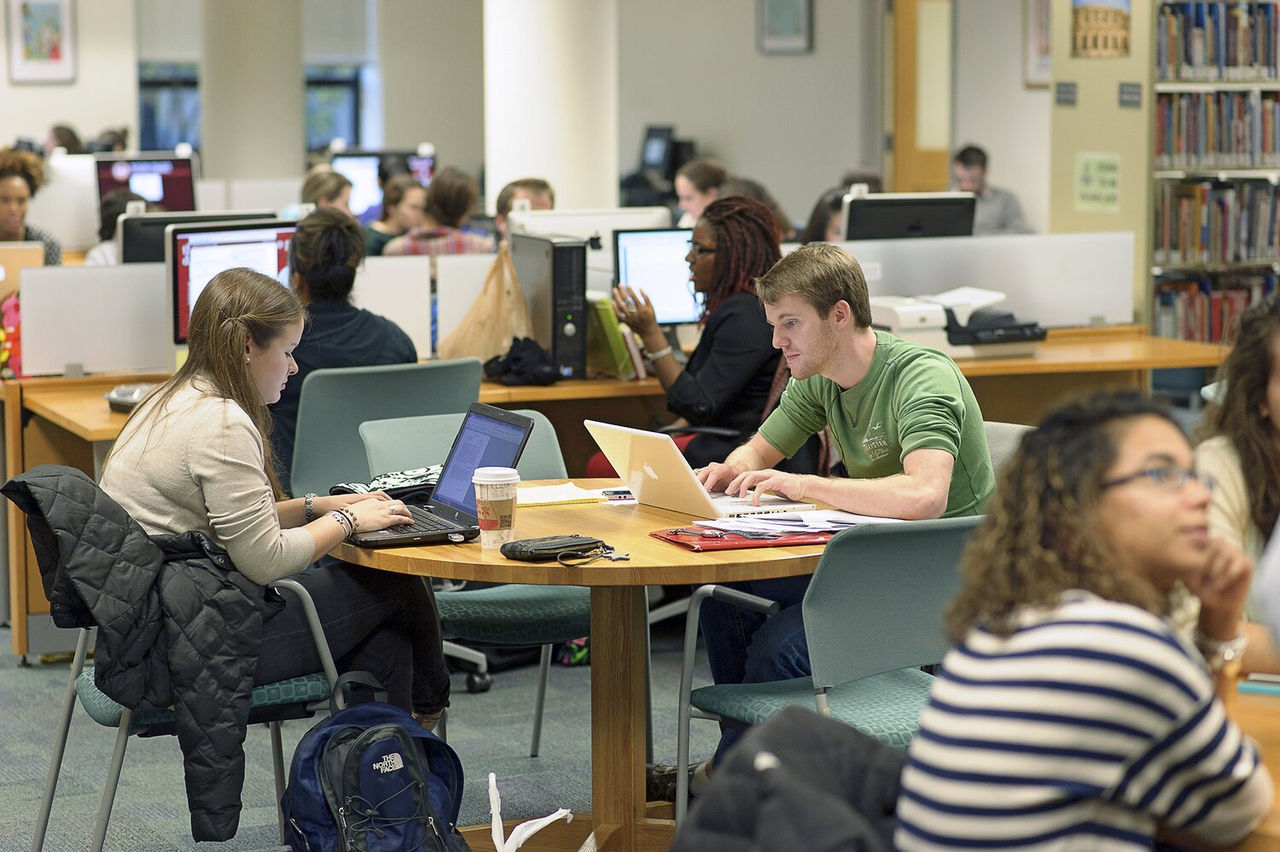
4, 373, 169, 657
335, 483, 825, 852
1230, 689, 1280, 849
3, 327, 1228, 657
952, 325, 1228, 424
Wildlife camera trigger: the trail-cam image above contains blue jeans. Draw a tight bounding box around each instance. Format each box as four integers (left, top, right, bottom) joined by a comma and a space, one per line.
698, 574, 812, 761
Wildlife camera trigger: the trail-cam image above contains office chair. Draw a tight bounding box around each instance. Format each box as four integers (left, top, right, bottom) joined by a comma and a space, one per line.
359, 410, 591, 757
289, 358, 482, 498
982, 420, 1032, 473
672, 515, 982, 823
32, 575, 339, 851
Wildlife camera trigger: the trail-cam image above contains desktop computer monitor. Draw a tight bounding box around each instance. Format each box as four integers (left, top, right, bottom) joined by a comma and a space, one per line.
639, 125, 676, 180
612, 228, 701, 325
843, 192, 976, 240
118, 209, 277, 264
95, 153, 199, 212
165, 219, 296, 344
330, 150, 435, 221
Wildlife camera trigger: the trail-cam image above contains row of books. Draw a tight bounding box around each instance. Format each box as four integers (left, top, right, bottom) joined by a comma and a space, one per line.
1153, 274, 1274, 341
1155, 89, 1280, 168
1157, 1, 1280, 81
1154, 178, 1280, 263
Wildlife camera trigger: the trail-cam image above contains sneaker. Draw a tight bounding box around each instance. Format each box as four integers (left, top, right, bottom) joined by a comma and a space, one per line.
646, 761, 703, 802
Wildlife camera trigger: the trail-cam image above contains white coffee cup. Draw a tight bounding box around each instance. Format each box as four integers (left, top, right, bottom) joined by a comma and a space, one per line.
473, 467, 520, 549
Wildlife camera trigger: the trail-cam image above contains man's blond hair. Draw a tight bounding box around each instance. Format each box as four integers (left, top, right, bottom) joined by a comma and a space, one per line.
754, 243, 871, 326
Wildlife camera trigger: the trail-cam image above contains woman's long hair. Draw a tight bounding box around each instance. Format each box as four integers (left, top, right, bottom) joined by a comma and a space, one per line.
947, 391, 1176, 640
699, 195, 781, 320
1199, 294, 1280, 538
105, 268, 305, 497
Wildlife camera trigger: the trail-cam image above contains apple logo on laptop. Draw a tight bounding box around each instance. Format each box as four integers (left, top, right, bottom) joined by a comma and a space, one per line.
643, 464, 659, 480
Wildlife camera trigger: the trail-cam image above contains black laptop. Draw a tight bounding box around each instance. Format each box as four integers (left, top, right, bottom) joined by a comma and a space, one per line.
352, 403, 534, 547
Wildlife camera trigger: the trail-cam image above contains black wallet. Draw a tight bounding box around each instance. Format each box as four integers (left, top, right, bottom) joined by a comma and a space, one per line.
500, 535, 606, 562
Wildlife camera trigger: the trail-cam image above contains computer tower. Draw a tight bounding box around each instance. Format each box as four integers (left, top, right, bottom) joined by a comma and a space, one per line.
509, 232, 589, 379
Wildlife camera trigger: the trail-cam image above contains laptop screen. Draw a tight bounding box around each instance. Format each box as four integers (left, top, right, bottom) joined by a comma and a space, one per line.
432, 408, 532, 517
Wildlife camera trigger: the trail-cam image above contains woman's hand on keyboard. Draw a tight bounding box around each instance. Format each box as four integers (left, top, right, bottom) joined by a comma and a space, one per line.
349, 495, 415, 532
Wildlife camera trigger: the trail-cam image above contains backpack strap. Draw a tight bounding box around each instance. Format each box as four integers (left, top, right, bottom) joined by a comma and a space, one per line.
328, 670, 389, 713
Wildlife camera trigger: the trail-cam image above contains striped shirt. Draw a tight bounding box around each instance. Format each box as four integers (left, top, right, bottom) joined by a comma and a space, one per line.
896, 592, 1272, 850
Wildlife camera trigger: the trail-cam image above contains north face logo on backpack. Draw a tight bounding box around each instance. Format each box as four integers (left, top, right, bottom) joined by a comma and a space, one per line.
372, 752, 404, 773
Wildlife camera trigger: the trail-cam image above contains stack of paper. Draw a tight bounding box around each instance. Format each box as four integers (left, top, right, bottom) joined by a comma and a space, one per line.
517, 483, 609, 507
693, 509, 906, 536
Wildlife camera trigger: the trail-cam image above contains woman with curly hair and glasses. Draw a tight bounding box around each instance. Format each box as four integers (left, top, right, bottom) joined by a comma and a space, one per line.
897, 391, 1272, 849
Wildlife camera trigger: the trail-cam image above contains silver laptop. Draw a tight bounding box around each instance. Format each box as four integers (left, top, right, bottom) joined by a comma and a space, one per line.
584, 420, 815, 519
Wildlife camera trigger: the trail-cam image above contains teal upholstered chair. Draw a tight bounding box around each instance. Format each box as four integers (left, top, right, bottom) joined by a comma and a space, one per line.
32, 577, 338, 851
672, 515, 982, 822
359, 410, 591, 757
289, 357, 482, 498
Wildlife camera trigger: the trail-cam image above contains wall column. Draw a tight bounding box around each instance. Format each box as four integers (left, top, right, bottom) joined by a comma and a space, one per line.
483, 0, 619, 211
201, 0, 305, 179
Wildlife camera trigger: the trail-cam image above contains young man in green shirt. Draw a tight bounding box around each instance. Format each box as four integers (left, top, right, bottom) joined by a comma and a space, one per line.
664, 243, 994, 797
698, 242, 993, 518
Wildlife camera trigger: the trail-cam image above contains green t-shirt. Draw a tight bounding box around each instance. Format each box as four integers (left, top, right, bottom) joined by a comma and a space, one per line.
758, 331, 994, 517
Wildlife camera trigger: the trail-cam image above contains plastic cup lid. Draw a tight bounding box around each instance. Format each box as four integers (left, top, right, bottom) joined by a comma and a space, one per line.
473, 466, 520, 485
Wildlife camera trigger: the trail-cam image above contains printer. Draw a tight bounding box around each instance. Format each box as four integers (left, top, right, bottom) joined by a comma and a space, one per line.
869, 287, 1046, 359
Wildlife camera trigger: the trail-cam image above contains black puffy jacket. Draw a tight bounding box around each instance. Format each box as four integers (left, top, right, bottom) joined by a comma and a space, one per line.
2, 464, 276, 842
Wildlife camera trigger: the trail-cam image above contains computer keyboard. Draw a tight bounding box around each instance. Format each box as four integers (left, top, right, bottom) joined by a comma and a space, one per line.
399, 505, 462, 534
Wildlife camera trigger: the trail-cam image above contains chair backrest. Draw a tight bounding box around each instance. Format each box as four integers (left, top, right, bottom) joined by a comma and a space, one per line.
289, 358, 482, 497
801, 515, 983, 691
360, 409, 567, 480
983, 420, 1031, 474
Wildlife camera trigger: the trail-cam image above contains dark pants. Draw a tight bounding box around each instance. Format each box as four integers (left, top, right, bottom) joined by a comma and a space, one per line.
699, 574, 812, 761
254, 561, 450, 715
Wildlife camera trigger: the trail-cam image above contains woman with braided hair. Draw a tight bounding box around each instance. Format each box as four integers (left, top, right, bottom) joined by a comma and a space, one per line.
610, 194, 792, 469
897, 391, 1271, 849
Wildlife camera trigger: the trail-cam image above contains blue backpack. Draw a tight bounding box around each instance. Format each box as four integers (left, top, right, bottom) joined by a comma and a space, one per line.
282, 674, 469, 851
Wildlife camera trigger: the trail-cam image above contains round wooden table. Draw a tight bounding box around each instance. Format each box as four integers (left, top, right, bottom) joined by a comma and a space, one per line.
335, 481, 825, 852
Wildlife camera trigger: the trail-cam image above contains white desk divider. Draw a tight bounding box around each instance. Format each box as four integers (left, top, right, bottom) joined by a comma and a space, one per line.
228, 177, 303, 213
196, 178, 228, 211
21, 264, 173, 376
26, 153, 98, 252
436, 254, 495, 348
352, 256, 433, 358
781, 232, 1135, 328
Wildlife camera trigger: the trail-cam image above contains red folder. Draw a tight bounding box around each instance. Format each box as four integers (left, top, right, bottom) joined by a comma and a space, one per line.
650, 527, 834, 552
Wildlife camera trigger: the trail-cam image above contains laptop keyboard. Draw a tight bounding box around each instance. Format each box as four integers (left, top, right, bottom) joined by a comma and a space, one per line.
398, 505, 462, 533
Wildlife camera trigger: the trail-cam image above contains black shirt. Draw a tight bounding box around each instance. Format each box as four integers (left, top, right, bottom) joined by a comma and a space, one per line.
666, 290, 780, 469
270, 300, 417, 493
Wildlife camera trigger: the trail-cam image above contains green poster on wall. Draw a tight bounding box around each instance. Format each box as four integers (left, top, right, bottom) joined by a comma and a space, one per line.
1074, 152, 1120, 213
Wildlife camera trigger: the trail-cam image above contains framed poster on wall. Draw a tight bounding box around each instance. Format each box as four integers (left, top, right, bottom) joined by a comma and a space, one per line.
7, 0, 76, 84
757, 0, 812, 55
1024, 0, 1051, 87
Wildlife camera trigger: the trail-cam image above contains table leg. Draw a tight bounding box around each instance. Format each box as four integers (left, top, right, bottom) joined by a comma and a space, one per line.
588, 586, 674, 852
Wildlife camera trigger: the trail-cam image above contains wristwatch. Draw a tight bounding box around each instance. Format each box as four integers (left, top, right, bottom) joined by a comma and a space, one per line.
1195, 630, 1248, 675
304, 492, 318, 524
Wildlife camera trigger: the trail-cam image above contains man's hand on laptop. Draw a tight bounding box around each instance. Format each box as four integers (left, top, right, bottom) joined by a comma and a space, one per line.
725, 470, 810, 505
697, 461, 746, 492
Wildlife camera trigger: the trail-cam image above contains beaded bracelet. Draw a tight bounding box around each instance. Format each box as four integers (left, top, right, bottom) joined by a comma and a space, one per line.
646, 344, 673, 362
337, 505, 359, 535
328, 510, 354, 540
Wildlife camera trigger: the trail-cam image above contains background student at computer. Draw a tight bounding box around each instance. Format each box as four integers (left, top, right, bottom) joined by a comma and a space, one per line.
0, 148, 62, 265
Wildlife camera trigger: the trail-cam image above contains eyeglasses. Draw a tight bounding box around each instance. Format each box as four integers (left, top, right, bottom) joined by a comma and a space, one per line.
1100, 465, 1214, 493
688, 243, 716, 256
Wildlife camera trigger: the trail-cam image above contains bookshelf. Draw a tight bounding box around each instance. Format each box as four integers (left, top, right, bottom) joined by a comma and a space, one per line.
1150, 1, 1280, 343
1049, 1, 1276, 345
